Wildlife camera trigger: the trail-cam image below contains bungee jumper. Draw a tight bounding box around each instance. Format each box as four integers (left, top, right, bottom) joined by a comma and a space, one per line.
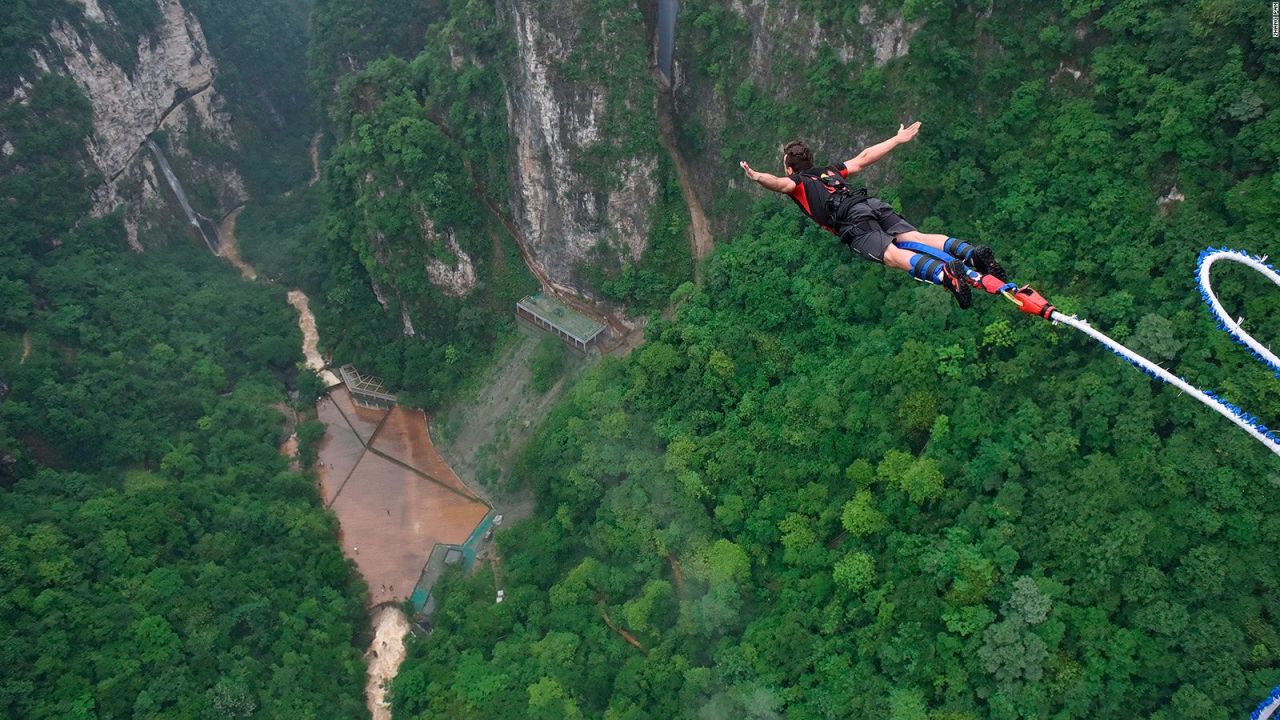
743, 125, 1280, 712
739, 121, 1010, 309
743, 131, 1280, 714
741, 124, 1279, 461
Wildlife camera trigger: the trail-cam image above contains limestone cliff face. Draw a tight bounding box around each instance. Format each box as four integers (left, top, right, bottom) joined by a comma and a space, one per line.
501, 0, 661, 297
676, 0, 922, 150
420, 224, 477, 299
721, 0, 918, 77
24, 0, 245, 248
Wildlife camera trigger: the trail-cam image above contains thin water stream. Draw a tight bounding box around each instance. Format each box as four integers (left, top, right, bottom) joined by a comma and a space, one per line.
657, 0, 677, 80
146, 139, 221, 254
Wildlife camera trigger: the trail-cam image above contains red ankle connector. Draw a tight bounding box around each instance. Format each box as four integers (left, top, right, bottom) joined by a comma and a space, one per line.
1010, 285, 1055, 320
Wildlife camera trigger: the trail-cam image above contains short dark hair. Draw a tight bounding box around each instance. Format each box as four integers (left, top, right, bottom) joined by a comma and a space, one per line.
783, 141, 814, 172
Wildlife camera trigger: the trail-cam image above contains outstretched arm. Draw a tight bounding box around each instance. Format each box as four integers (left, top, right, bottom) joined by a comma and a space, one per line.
844, 121, 921, 174
740, 161, 796, 194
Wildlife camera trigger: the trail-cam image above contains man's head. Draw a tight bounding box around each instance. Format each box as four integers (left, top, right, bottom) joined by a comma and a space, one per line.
783, 140, 813, 175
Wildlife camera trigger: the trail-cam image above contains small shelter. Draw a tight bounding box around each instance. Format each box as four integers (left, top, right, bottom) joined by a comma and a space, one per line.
516, 293, 606, 352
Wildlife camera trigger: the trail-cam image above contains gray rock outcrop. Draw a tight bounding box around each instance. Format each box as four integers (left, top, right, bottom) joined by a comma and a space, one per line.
29, 0, 246, 248
501, 0, 661, 297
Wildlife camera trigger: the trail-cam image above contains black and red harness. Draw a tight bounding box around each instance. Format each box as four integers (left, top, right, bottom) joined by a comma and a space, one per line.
790, 166, 868, 245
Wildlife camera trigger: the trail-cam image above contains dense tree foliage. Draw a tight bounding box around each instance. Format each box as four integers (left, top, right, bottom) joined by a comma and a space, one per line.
394, 203, 1280, 718
306, 0, 430, 103
184, 0, 318, 192
285, 0, 692, 405
314, 50, 535, 408
1, 3, 370, 715
0, 219, 371, 718
4, 0, 1278, 716
0, 1, 73, 77
0, 0, 164, 78
390, 1, 1280, 718
256, 0, 543, 410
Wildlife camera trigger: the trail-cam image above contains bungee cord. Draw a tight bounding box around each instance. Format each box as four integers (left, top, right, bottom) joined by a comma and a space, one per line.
992, 247, 1279, 717
997, 247, 1280, 458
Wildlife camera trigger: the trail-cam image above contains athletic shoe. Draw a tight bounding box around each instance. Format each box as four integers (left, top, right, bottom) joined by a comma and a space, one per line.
941, 260, 972, 309
969, 245, 1007, 280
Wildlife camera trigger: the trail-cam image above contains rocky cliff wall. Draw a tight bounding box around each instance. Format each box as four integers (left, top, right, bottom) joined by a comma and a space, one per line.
720, 0, 918, 78
670, 0, 921, 237
450, 0, 922, 299
501, 0, 662, 297
15, 0, 246, 248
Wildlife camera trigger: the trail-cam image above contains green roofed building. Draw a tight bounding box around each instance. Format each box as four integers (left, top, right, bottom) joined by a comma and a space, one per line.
516, 293, 606, 352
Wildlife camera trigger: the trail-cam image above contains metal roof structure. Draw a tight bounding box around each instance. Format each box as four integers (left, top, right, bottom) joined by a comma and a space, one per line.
339, 364, 397, 408
516, 293, 606, 351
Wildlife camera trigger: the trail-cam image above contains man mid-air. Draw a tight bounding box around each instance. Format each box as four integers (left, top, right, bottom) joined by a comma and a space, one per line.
740, 121, 1007, 309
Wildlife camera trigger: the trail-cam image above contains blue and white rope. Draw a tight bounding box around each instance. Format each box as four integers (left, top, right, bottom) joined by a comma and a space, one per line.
1042, 248, 1280, 716
1195, 248, 1280, 378
1254, 685, 1280, 720
1047, 248, 1280, 458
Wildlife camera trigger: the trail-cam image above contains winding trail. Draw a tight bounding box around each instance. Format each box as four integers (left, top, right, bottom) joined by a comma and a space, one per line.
217, 207, 256, 280
20, 331, 30, 365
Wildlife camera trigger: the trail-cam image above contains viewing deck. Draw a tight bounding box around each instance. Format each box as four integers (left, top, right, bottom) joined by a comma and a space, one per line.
516, 293, 606, 352
339, 364, 397, 409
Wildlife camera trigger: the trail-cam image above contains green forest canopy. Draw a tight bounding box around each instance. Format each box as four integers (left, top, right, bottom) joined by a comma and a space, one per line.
387, 1, 1280, 719
0, 221, 370, 719
2, 0, 1279, 718
0, 3, 370, 717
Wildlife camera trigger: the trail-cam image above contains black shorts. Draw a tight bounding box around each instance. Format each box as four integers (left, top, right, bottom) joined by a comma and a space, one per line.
834, 197, 917, 263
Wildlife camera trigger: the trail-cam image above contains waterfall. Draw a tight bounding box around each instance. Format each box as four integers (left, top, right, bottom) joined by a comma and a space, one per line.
146, 139, 221, 255
657, 0, 677, 80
